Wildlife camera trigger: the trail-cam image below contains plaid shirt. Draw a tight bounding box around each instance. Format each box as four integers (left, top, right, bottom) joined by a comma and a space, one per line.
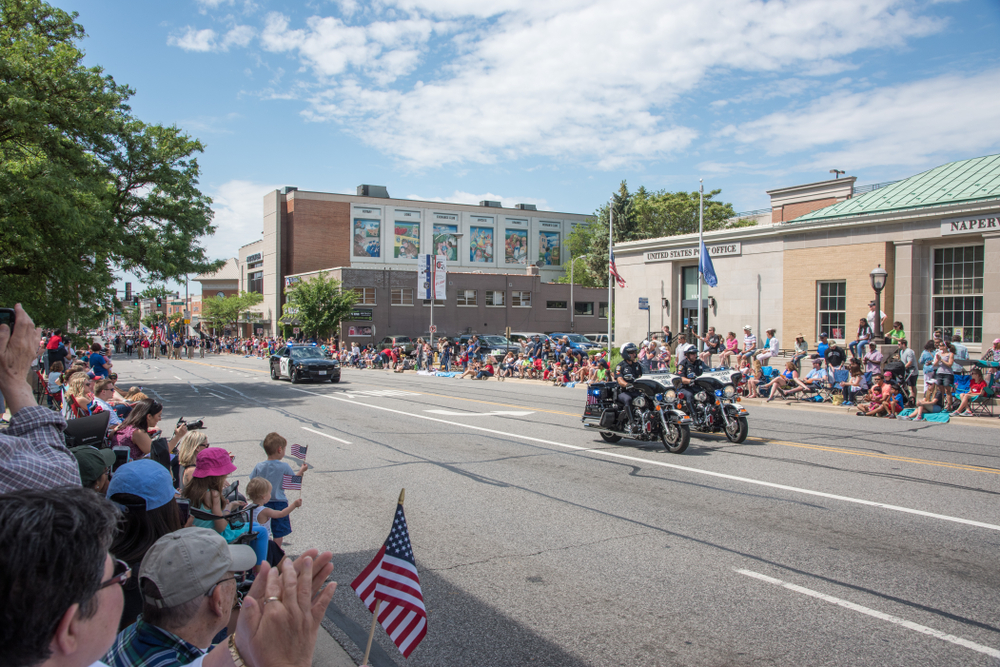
104, 618, 205, 667
0, 405, 79, 493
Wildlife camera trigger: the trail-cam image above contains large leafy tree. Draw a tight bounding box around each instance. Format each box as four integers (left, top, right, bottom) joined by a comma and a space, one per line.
559, 181, 752, 288
279, 273, 356, 340
0, 0, 222, 327
201, 292, 263, 333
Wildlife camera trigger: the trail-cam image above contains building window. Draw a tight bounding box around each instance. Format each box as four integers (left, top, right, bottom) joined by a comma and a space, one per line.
422, 299, 445, 306
512, 291, 531, 307
457, 289, 478, 306
574, 302, 594, 316
353, 287, 376, 305
546, 300, 567, 310
486, 290, 505, 306
933, 245, 983, 343
599, 302, 608, 319
247, 271, 263, 295
391, 288, 413, 306
817, 281, 846, 340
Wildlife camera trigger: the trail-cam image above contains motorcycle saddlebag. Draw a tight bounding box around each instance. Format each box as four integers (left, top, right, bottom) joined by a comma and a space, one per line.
599, 408, 618, 429
585, 382, 617, 418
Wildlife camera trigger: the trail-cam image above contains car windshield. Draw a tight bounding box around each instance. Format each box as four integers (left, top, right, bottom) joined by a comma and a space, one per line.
481, 336, 511, 346
394, 337, 412, 343
289, 347, 323, 359
561, 334, 589, 343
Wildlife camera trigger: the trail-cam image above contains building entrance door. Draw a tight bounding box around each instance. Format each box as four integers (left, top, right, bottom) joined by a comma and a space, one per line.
680, 266, 709, 341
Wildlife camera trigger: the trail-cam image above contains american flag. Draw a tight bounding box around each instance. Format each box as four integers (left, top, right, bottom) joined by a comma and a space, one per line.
609, 248, 627, 288
351, 503, 427, 658
281, 474, 302, 491
290, 443, 308, 460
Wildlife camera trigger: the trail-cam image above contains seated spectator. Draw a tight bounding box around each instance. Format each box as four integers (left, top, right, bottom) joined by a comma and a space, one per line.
764, 361, 801, 402
47, 360, 65, 395
900, 384, 944, 421
745, 358, 764, 398
791, 334, 809, 369
460, 360, 480, 379
857, 373, 896, 417
70, 445, 116, 494
64, 373, 95, 418
849, 317, 871, 359
825, 340, 846, 369
888, 321, 906, 345
842, 362, 868, 406
89, 378, 123, 429
175, 430, 208, 491
756, 329, 779, 364
862, 341, 883, 374
105, 527, 257, 667
182, 447, 269, 566
719, 331, 739, 367
795, 358, 829, 393
699, 327, 722, 366
950, 368, 987, 417
983, 338, 1000, 363
110, 399, 187, 462
107, 459, 185, 631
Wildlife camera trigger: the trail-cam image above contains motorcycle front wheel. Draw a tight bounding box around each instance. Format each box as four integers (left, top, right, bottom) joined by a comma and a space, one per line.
600, 431, 622, 443
660, 421, 690, 454
725, 416, 749, 443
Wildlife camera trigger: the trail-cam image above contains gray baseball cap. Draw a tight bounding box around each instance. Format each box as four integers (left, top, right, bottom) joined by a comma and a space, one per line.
139, 527, 256, 608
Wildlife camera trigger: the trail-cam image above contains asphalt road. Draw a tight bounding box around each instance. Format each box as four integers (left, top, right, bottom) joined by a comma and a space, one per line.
114, 353, 1000, 666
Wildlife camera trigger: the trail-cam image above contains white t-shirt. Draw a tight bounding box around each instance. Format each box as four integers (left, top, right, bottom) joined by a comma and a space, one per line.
866, 310, 886, 332
675, 342, 695, 358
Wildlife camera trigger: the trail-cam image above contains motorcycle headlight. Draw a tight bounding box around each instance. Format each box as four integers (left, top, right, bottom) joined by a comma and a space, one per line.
695, 391, 708, 402
723, 385, 735, 398
633, 395, 647, 409
664, 389, 677, 401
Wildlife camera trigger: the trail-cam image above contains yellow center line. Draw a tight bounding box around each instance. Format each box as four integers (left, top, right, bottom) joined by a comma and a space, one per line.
172, 360, 996, 474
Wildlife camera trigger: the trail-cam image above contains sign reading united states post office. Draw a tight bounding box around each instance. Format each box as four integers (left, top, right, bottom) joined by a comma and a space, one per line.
941, 215, 1000, 235
644, 242, 741, 263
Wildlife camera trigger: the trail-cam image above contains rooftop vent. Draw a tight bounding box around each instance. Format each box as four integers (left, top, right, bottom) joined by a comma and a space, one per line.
480, 200, 502, 208
515, 203, 537, 211
281, 186, 298, 194
357, 185, 390, 198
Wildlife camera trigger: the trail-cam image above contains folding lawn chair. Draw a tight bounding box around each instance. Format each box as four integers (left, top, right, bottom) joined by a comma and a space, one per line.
969, 363, 1000, 418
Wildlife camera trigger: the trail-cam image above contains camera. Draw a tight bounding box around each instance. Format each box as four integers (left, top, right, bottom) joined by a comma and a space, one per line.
177, 417, 205, 430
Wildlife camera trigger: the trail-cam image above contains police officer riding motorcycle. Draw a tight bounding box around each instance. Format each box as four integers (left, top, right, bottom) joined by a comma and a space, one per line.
676, 346, 705, 416
615, 343, 644, 421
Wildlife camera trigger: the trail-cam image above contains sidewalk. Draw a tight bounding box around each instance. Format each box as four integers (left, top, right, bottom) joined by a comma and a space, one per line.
741, 396, 1000, 429
313, 625, 357, 667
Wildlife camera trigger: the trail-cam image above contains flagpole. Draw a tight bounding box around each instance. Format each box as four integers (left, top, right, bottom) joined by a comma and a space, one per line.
361, 488, 405, 666
697, 179, 704, 352
607, 197, 613, 357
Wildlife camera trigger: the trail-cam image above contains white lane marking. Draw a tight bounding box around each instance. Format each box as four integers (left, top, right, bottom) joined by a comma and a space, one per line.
736, 569, 1000, 659
174, 376, 182, 380
301, 427, 351, 444
425, 409, 535, 417
208, 393, 226, 399
287, 386, 1000, 532
342, 389, 419, 399
187, 382, 200, 394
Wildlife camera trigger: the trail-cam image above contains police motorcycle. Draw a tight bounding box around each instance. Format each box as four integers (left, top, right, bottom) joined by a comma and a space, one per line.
581, 344, 692, 453
672, 349, 750, 443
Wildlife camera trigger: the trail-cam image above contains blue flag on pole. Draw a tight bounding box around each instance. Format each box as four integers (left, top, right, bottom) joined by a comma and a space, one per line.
699, 241, 718, 287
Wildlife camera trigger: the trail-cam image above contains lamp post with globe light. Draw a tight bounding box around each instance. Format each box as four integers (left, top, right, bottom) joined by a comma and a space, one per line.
870, 264, 888, 342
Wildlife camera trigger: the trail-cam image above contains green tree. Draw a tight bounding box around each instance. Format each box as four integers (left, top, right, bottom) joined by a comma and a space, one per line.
0, 0, 222, 328
201, 292, 263, 333
559, 182, 751, 288
121, 305, 139, 329
279, 273, 356, 340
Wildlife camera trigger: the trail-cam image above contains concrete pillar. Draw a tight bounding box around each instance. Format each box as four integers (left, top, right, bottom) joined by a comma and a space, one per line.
893, 241, 914, 339
983, 232, 1000, 347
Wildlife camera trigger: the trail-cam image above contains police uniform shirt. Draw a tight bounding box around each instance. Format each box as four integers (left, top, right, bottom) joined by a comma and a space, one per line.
677, 357, 705, 380
614, 359, 643, 384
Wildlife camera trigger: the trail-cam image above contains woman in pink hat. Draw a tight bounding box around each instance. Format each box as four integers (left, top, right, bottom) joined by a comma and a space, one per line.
983, 338, 1000, 363
181, 447, 270, 565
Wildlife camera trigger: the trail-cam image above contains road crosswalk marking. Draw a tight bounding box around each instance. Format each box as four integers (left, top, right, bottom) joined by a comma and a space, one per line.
341, 389, 419, 399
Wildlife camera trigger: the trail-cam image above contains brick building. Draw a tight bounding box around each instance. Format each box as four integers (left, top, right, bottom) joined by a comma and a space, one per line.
613, 154, 1000, 354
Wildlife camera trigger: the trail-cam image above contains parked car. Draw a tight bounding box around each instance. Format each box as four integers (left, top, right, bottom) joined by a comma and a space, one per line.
585, 333, 614, 346
456, 334, 517, 357
548, 333, 602, 352
509, 332, 546, 345
269, 344, 341, 384
377, 336, 416, 354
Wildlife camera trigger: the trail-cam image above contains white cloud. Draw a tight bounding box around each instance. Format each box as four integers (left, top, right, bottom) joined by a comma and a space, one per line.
168, 25, 256, 52
407, 190, 550, 210
203, 180, 278, 260
720, 68, 1000, 170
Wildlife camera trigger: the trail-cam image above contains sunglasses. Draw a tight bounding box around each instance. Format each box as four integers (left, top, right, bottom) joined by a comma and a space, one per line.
98, 558, 132, 591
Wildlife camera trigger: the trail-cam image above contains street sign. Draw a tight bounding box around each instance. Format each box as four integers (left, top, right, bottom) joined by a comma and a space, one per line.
170, 301, 184, 306
256, 328, 263, 335
184, 319, 190, 324
429, 324, 437, 333
293, 327, 300, 334
638, 297, 649, 310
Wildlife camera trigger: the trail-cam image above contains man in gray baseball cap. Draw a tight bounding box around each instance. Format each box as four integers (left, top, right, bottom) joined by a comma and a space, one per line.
104, 527, 255, 667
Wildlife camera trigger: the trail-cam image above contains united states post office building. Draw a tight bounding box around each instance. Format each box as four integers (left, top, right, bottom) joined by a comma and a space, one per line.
613, 154, 1000, 354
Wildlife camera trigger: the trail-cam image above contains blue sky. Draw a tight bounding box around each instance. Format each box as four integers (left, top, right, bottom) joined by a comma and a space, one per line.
59, 0, 1000, 296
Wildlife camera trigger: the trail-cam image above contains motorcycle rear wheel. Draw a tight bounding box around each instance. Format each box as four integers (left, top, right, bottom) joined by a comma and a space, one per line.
660, 422, 690, 454
725, 416, 749, 443
600, 431, 622, 443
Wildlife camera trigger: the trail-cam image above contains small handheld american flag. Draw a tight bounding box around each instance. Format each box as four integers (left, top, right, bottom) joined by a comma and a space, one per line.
290, 443, 308, 460
281, 474, 303, 491
351, 496, 427, 658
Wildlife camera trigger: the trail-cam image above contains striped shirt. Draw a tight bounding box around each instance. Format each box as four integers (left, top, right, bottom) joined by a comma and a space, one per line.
743, 334, 757, 351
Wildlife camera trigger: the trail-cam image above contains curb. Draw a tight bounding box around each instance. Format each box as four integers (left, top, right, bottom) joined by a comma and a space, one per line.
742, 396, 1000, 429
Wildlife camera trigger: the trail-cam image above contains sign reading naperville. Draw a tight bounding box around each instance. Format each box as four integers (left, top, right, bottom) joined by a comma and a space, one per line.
645, 243, 741, 263
941, 215, 1000, 235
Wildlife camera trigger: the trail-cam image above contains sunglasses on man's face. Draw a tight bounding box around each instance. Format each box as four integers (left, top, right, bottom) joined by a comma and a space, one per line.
98, 558, 132, 591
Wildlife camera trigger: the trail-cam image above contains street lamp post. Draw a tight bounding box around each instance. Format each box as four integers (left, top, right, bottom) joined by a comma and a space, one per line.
870, 264, 888, 342
570, 253, 591, 333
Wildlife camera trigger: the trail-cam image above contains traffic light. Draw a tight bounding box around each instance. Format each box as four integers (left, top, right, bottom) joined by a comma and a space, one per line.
133, 297, 139, 306
156, 297, 162, 308
124, 282, 132, 303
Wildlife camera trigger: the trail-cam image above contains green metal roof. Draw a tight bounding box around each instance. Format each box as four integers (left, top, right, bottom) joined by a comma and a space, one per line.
791, 153, 1000, 223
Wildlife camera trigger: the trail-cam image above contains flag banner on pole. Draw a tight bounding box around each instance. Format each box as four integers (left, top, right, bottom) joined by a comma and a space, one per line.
698, 241, 718, 287
351, 502, 427, 658
281, 474, 303, 491
290, 443, 308, 460
609, 249, 627, 288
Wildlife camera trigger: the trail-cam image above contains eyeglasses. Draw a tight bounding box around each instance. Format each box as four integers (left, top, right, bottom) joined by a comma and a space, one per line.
206, 575, 237, 599
98, 558, 132, 590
